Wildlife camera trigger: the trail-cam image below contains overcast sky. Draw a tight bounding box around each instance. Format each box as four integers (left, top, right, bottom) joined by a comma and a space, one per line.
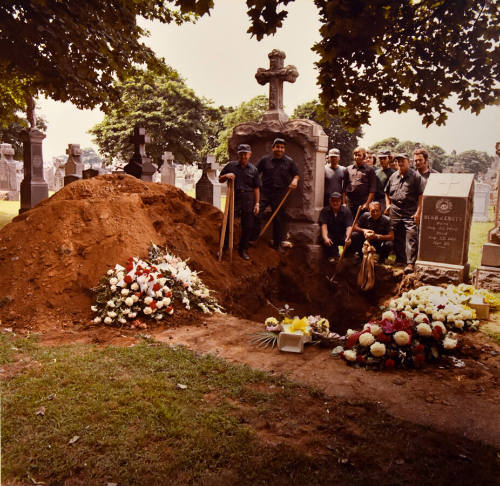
38, 0, 499, 161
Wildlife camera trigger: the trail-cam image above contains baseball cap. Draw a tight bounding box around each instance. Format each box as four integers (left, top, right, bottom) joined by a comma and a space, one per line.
377, 150, 391, 157
328, 148, 340, 156
237, 143, 252, 153
272, 137, 286, 147
394, 153, 409, 160
329, 192, 342, 200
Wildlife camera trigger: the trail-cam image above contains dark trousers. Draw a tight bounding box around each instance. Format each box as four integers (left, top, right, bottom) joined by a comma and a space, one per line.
222, 192, 256, 251
321, 233, 354, 258
347, 198, 366, 219
351, 232, 393, 261
390, 208, 418, 264
255, 191, 287, 247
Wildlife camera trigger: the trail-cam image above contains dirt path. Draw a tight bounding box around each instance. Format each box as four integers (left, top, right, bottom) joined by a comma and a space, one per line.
152, 314, 500, 448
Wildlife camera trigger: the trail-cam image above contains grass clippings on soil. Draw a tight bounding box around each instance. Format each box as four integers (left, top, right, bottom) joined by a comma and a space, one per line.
1, 331, 499, 486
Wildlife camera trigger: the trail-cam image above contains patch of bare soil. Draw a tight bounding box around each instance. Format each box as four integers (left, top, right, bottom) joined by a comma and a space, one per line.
153, 313, 500, 449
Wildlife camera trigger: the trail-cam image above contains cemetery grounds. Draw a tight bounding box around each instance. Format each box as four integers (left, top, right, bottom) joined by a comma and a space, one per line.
0, 185, 499, 486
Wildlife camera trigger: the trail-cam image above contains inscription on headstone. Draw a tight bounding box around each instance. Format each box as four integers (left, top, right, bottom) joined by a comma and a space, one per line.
416, 173, 474, 283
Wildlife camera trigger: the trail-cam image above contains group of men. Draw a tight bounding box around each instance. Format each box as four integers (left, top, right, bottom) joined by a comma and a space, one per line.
320, 146, 434, 273
218, 137, 434, 274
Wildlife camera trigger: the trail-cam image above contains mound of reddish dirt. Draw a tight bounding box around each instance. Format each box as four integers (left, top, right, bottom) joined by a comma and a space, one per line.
0, 175, 280, 330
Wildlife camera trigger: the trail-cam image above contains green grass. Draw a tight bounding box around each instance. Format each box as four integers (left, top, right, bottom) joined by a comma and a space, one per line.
2, 332, 499, 486
0, 199, 19, 228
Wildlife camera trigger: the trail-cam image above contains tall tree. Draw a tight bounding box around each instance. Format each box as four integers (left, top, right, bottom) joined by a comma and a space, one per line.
246, 0, 500, 128
214, 95, 268, 164
292, 100, 362, 165
0, 114, 47, 160
456, 150, 495, 176
89, 70, 218, 166
0, 0, 213, 123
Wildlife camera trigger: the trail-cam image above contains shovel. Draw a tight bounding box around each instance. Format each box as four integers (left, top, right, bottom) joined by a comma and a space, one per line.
328, 205, 363, 286
255, 187, 293, 243
217, 179, 234, 262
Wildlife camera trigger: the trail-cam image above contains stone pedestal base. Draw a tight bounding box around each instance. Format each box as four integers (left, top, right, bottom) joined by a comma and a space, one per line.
7, 191, 19, 201
481, 242, 500, 267
19, 180, 49, 214
474, 265, 500, 292
415, 260, 470, 285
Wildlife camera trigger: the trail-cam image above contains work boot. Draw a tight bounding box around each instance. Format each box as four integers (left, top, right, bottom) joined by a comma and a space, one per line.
238, 249, 250, 261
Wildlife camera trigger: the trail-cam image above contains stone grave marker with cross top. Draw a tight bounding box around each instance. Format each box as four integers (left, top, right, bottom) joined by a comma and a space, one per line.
195, 154, 221, 209
416, 173, 475, 283
63, 143, 84, 186
161, 151, 175, 186
124, 126, 157, 181
255, 49, 299, 123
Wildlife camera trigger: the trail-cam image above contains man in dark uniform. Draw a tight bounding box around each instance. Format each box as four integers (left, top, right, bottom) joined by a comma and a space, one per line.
413, 148, 437, 183
319, 192, 353, 262
219, 143, 260, 260
384, 153, 425, 273
256, 138, 299, 250
374, 150, 395, 212
342, 147, 377, 217
324, 147, 346, 206
351, 201, 394, 263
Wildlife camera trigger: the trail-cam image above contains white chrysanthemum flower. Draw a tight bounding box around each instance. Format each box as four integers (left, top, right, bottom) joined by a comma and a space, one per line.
359, 333, 375, 347
156, 301, 163, 309
394, 331, 410, 346
122, 308, 130, 315
389, 299, 397, 309
162, 297, 171, 306
155, 291, 163, 298
155, 314, 163, 320
116, 272, 124, 281
143, 306, 153, 315
107, 269, 114, 275
416, 323, 432, 337
343, 350, 357, 362
168, 307, 174, 315
110, 285, 117, 292
132, 295, 139, 303
159, 278, 167, 286
119, 318, 127, 324
346, 329, 356, 337
93, 316, 102, 324
107, 311, 117, 318
417, 303, 426, 312
144, 296, 153, 305
121, 288, 130, 296
369, 324, 382, 336
431, 321, 446, 333
129, 312, 137, 318
443, 336, 458, 349
109, 277, 118, 286
403, 310, 413, 320
382, 311, 395, 322
414, 314, 429, 324
91, 305, 97, 312
131, 283, 139, 291
454, 319, 465, 329
125, 297, 134, 307
104, 316, 112, 324
107, 300, 115, 308
370, 342, 386, 357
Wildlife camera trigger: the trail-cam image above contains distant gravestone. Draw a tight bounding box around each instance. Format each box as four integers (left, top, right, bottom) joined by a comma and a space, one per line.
63, 143, 84, 186
473, 182, 491, 222
416, 173, 475, 283
19, 128, 49, 213
195, 154, 221, 209
161, 151, 175, 186
124, 126, 157, 181
53, 159, 65, 191
0, 143, 12, 190
7, 161, 19, 200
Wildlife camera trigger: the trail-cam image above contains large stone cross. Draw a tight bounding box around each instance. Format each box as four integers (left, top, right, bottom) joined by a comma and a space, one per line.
129, 126, 150, 158
162, 151, 174, 168
255, 49, 299, 123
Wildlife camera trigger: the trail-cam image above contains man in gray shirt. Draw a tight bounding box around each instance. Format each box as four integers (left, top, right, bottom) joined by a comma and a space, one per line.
324, 147, 346, 206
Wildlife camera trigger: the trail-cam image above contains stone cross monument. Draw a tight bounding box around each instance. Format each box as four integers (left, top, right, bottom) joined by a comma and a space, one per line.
63, 143, 84, 186
161, 151, 176, 186
19, 128, 49, 213
195, 154, 221, 209
255, 49, 299, 123
124, 126, 157, 181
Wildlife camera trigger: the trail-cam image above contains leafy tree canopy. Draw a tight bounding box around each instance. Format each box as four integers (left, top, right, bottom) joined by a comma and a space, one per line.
89, 70, 220, 166
214, 95, 268, 164
446, 150, 495, 176
0, 0, 213, 123
292, 100, 362, 165
246, 0, 500, 128
0, 113, 47, 160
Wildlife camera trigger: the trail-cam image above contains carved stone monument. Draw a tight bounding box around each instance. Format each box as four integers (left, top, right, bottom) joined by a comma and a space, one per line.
19, 129, 49, 213
53, 158, 65, 191
228, 50, 328, 263
0, 143, 11, 190
63, 143, 84, 186
474, 143, 500, 291
124, 126, 157, 181
195, 154, 221, 209
473, 182, 491, 222
416, 173, 474, 283
161, 151, 176, 186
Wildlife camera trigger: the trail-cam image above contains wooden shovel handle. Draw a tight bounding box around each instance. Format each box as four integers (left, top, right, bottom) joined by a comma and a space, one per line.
218, 180, 233, 262
256, 187, 293, 242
